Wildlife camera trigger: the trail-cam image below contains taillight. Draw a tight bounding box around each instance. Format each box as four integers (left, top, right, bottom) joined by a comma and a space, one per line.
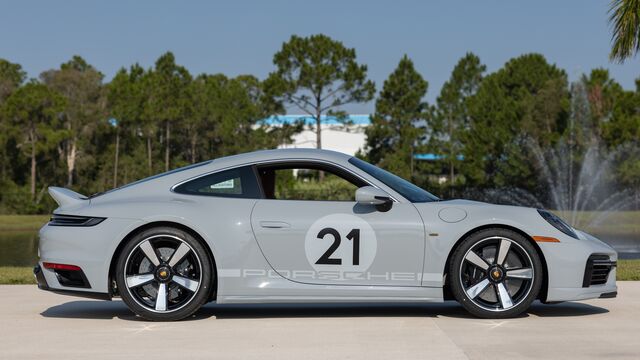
42, 262, 90, 288
43, 262, 82, 271
49, 214, 106, 227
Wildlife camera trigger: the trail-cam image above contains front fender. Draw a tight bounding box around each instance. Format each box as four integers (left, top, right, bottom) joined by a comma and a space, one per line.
413, 201, 615, 297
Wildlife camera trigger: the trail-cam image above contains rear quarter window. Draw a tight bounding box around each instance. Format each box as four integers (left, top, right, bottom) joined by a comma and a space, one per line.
173, 166, 261, 199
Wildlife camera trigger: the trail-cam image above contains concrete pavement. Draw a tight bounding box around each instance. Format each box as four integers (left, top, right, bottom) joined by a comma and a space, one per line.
0, 283, 639, 359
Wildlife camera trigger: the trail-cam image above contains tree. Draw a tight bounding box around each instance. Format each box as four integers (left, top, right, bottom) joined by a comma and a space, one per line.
0, 59, 27, 181
2, 83, 66, 199
266, 34, 375, 152
364, 55, 428, 180
582, 68, 624, 139
185, 74, 210, 163
435, 52, 485, 193
147, 52, 192, 172
0, 59, 26, 103
599, 76, 640, 147
464, 54, 569, 189
41, 56, 105, 187
195, 73, 298, 159
107, 64, 146, 187
608, 0, 640, 62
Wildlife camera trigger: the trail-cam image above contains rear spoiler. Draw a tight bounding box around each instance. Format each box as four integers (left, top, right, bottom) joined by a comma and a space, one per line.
48, 187, 88, 207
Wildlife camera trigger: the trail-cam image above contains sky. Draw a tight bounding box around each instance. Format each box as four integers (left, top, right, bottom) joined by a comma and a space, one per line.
1, 0, 637, 114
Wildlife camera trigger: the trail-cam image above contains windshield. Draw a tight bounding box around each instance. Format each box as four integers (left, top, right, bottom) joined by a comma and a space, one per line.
348, 157, 439, 203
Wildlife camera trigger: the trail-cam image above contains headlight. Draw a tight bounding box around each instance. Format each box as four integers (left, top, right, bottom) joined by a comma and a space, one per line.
537, 209, 578, 239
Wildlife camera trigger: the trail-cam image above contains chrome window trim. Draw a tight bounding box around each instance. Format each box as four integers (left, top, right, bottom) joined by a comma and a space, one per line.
170, 158, 402, 203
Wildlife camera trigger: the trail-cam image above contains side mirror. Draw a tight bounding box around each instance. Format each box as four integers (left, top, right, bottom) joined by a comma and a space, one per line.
356, 186, 393, 210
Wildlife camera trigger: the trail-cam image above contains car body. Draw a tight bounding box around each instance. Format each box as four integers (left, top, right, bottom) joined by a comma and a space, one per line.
35, 149, 617, 320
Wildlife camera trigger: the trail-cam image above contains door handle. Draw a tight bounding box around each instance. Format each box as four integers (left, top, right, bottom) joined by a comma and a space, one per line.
259, 221, 291, 229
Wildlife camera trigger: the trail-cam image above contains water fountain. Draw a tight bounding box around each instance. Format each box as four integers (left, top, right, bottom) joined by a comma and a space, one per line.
459, 81, 639, 258
525, 138, 635, 228
460, 138, 636, 227
466, 80, 638, 229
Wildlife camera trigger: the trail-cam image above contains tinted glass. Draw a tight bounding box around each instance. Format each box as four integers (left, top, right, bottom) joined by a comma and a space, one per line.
173, 166, 261, 199
348, 157, 439, 203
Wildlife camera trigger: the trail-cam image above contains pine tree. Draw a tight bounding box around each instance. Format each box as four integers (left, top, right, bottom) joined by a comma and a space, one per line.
435, 53, 485, 194
266, 34, 375, 152
364, 55, 428, 180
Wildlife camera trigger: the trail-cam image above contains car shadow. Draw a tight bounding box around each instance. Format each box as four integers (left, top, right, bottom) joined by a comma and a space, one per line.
527, 301, 610, 317
40, 300, 608, 321
41, 300, 138, 321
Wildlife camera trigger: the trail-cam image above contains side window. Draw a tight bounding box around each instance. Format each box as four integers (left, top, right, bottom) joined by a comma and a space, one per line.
257, 163, 366, 201
173, 166, 261, 199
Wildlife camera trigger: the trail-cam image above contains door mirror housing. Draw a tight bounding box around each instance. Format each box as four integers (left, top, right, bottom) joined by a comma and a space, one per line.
356, 186, 393, 210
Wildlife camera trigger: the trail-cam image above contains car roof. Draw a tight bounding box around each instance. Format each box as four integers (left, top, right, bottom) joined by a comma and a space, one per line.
88, 148, 356, 202
209, 148, 353, 169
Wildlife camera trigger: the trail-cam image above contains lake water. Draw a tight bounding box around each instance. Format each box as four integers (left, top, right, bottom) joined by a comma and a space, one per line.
1, 230, 638, 267
1, 231, 39, 267
592, 233, 640, 260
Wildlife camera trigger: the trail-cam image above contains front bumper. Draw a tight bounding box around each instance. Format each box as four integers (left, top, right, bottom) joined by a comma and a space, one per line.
582, 254, 617, 288
34, 264, 111, 301
543, 230, 618, 302
599, 291, 617, 298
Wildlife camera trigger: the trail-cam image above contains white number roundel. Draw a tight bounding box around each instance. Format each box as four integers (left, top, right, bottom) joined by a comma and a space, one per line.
304, 213, 377, 273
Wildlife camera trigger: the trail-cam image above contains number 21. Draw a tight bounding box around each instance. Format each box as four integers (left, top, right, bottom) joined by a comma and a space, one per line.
315, 227, 360, 265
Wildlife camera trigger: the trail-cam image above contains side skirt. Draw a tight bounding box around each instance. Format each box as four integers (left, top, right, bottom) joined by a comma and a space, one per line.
218, 286, 443, 304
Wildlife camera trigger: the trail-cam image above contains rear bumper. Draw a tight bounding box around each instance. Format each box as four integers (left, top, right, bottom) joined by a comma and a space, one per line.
38, 217, 143, 294
34, 264, 48, 290
33, 264, 111, 301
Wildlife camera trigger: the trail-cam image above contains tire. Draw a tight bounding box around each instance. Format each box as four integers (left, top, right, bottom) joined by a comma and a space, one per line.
115, 226, 213, 321
449, 228, 543, 319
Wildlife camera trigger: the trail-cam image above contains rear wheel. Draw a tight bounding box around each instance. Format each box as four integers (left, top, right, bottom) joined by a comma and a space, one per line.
449, 228, 542, 318
116, 227, 213, 321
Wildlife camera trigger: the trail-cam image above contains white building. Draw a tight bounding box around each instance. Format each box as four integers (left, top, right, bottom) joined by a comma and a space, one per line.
262, 114, 370, 156
262, 114, 457, 185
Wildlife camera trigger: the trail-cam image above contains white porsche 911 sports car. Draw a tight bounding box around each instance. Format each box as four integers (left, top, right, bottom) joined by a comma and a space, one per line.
35, 149, 617, 321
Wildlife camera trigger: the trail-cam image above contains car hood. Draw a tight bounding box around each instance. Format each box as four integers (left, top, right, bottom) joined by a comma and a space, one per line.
435, 199, 488, 206
412, 198, 542, 230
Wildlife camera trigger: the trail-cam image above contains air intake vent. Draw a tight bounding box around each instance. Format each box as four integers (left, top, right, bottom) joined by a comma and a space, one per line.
582, 254, 616, 287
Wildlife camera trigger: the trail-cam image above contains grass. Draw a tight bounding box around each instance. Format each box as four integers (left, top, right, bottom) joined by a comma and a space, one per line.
617, 260, 640, 281
0, 261, 639, 285
0, 267, 35, 285
0, 215, 49, 231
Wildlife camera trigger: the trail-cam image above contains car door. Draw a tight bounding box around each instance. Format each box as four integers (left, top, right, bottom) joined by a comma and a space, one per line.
250, 161, 425, 286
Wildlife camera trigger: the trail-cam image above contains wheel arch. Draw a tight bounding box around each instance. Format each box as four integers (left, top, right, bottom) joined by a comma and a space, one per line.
442, 223, 549, 302
108, 221, 218, 301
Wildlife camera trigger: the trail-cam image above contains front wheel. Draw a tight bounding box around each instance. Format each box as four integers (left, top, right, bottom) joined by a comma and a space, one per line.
115, 227, 213, 321
449, 228, 543, 318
